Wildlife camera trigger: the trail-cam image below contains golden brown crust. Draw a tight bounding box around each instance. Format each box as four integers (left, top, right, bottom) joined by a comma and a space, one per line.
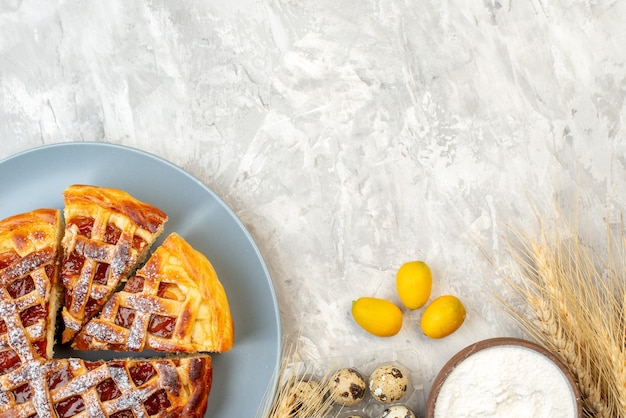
73, 233, 235, 353
173, 356, 213, 417
0, 208, 63, 362
60, 185, 168, 343
0, 355, 212, 418
63, 185, 168, 234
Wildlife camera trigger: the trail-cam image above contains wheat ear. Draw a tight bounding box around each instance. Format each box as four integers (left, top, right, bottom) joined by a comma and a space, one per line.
498, 223, 614, 417
257, 336, 337, 418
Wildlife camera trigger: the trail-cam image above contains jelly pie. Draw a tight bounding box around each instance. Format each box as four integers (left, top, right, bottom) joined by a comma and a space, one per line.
0, 186, 231, 417
73, 233, 235, 353
60, 185, 168, 344
0, 355, 212, 418
0, 208, 63, 362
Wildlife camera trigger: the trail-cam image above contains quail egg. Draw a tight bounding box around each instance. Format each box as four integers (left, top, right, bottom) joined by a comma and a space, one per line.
328, 368, 367, 406
369, 364, 410, 403
380, 405, 416, 418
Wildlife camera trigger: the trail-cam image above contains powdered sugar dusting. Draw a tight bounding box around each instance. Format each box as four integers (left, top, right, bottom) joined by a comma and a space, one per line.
0, 248, 52, 287
83, 321, 127, 345
0, 289, 53, 417
27, 322, 44, 340
31, 269, 49, 300
0, 237, 57, 417
21, 361, 52, 418
5, 360, 52, 418
107, 363, 155, 417
0, 292, 35, 363
75, 239, 113, 264
110, 238, 132, 279
156, 362, 180, 396
127, 295, 167, 315
62, 311, 83, 331
123, 294, 170, 351
53, 364, 108, 400
109, 364, 132, 390
86, 395, 108, 418
90, 286, 110, 302
78, 290, 173, 351
14, 293, 39, 312
145, 336, 174, 352
126, 313, 149, 352
61, 214, 156, 337
0, 390, 10, 407
106, 385, 154, 417
72, 261, 94, 315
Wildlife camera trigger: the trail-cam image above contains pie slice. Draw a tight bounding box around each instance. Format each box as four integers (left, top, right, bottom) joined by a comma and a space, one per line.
73, 233, 235, 353
0, 208, 63, 363
0, 354, 212, 418
60, 185, 168, 344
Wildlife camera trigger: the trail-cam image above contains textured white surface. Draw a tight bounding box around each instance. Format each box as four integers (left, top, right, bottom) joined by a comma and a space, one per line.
1, 0, 625, 404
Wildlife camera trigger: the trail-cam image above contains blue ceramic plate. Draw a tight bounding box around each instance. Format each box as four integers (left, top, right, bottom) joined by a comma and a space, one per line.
0, 142, 281, 418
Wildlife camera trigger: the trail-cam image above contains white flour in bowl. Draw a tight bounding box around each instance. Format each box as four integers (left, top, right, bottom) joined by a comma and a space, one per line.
433, 345, 577, 417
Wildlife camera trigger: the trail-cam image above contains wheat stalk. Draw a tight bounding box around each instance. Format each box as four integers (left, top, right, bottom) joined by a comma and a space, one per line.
257, 336, 337, 418
497, 209, 626, 417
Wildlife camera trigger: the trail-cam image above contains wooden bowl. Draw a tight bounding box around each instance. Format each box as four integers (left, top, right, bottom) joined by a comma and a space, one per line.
426, 337, 582, 417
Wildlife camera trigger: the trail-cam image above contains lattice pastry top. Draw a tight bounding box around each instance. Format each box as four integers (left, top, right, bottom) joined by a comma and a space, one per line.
0, 208, 63, 365
73, 233, 234, 353
0, 354, 212, 418
60, 185, 168, 344
0, 190, 227, 417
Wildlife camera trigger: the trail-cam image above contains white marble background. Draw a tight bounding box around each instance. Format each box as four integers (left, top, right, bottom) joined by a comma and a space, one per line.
1, 0, 625, 404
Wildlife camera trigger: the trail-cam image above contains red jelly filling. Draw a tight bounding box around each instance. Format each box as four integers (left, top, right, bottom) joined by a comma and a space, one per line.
110, 410, 135, 418
33, 340, 47, 358
54, 395, 85, 418
48, 365, 73, 390
84, 361, 102, 371
0, 349, 21, 374
115, 307, 136, 329
96, 378, 122, 402
7, 276, 35, 299
128, 363, 156, 387
13, 383, 33, 403
68, 217, 94, 238
124, 276, 144, 293
20, 304, 46, 327
62, 251, 85, 278
93, 262, 110, 285
45, 263, 55, 280
132, 235, 146, 251
84, 297, 101, 320
148, 315, 176, 339
0, 251, 20, 270
143, 389, 171, 416
156, 282, 182, 300
104, 224, 122, 245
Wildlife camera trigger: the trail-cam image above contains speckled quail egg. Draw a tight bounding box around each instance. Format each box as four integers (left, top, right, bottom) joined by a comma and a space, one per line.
369, 364, 410, 403
328, 368, 367, 406
380, 405, 416, 418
